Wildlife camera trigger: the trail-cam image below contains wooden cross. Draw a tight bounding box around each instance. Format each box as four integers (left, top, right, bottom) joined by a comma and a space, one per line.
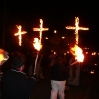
14, 25, 27, 46
33, 19, 49, 43
66, 17, 89, 45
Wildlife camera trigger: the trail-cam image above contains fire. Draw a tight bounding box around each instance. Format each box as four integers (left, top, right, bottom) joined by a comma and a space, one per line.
33, 19, 49, 74
0, 54, 5, 63
70, 45, 84, 62
90, 70, 95, 74
0, 49, 9, 65
33, 19, 49, 43
14, 25, 27, 46
91, 71, 94, 74
33, 38, 42, 51
66, 17, 89, 45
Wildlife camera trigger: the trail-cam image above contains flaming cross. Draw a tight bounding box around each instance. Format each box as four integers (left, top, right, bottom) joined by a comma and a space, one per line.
33, 19, 49, 43
14, 25, 27, 46
66, 17, 89, 45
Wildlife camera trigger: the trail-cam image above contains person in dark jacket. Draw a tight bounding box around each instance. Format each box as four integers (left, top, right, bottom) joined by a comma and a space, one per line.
1, 52, 37, 99
50, 55, 68, 99
68, 55, 80, 86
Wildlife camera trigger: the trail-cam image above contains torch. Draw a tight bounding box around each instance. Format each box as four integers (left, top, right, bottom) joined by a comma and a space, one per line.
0, 49, 9, 66
33, 38, 42, 74
70, 44, 84, 65
32, 19, 49, 74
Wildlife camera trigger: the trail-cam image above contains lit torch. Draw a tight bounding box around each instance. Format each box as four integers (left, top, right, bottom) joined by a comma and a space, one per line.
33, 38, 42, 74
33, 19, 48, 74
70, 44, 84, 63
0, 49, 9, 66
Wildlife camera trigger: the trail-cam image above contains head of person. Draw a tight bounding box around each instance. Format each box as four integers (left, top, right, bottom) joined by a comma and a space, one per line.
11, 52, 26, 71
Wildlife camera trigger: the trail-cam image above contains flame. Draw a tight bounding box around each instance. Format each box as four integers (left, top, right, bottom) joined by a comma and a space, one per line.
33, 38, 42, 51
0, 49, 9, 65
70, 45, 84, 62
0, 54, 5, 62
33, 19, 49, 43
14, 25, 27, 46
90, 70, 95, 74
54, 30, 57, 33
66, 17, 89, 45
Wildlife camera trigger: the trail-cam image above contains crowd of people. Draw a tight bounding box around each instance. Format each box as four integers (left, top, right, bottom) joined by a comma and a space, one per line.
0, 50, 81, 99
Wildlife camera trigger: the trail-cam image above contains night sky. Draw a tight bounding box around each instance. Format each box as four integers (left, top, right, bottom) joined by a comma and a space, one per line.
0, 0, 99, 52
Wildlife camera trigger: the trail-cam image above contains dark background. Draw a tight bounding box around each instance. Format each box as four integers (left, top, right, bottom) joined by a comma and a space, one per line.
0, 0, 99, 53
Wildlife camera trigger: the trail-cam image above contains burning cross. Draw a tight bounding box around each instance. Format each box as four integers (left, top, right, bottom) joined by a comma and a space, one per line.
66, 17, 89, 45
14, 25, 27, 46
33, 19, 49, 43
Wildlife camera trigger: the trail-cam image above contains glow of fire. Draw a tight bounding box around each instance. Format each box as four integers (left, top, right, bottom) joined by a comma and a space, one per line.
66, 17, 89, 45
54, 52, 56, 55
86, 52, 88, 54
70, 45, 84, 62
45, 37, 48, 39
14, 25, 27, 46
0, 54, 5, 64
91, 71, 94, 74
62, 36, 65, 39
64, 53, 66, 55
54, 30, 57, 33
92, 52, 96, 55
90, 70, 95, 74
33, 19, 48, 75
0, 49, 9, 65
33, 38, 42, 51
33, 19, 49, 43
51, 50, 53, 52
94, 64, 97, 66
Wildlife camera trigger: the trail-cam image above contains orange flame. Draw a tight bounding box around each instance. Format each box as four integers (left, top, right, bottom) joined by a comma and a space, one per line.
0, 49, 9, 65
70, 45, 84, 62
33, 38, 42, 51
14, 25, 27, 46
0, 54, 5, 63
33, 19, 49, 43
66, 17, 89, 45
90, 70, 95, 74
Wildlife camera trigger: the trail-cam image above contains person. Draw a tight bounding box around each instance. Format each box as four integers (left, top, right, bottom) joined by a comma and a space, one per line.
68, 55, 80, 86
48, 53, 56, 67
1, 53, 37, 99
35, 54, 45, 81
0, 49, 9, 98
50, 55, 68, 99
62, 55, 70, 91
